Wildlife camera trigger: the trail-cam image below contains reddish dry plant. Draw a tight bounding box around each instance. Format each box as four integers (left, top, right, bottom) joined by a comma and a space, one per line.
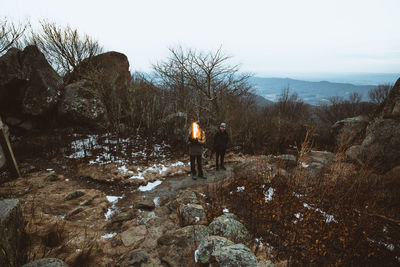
204, 154, 400, 266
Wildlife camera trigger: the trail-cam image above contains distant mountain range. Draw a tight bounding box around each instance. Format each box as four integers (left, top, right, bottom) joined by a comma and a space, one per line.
250, 77, 379, 105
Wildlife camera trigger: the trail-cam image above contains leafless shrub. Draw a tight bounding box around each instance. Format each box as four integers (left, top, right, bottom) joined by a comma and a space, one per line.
0, 17, 28, 55
28, 20, 102, 75
369, 84, 392, 105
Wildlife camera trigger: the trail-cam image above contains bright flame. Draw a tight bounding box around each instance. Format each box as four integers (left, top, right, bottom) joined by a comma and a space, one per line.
192, 122, 200, 139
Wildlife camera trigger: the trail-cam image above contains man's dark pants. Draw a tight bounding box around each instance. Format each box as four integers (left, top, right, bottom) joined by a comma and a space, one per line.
215, 151, 225, 169
190, 155, 203, 176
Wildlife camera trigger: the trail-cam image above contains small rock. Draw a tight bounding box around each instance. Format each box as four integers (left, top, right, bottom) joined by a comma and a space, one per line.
179, 203, 207, 226
65, 191, 85, 200
45, 174, 59, 182
37, 183, 43, 189
136, 199, 155, 210
208, 213, 250, 243
120, 225, 147, 247
121, 249, 149, 267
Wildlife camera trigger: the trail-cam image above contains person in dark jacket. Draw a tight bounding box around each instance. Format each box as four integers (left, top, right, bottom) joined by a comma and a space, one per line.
187, 121, 206, 179
213, 122, 228, 170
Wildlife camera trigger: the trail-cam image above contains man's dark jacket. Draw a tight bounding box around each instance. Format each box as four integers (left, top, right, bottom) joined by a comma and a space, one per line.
213, 129, 228, 153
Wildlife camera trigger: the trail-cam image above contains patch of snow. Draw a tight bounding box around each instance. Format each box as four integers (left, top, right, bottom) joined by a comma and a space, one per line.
171, 161, 185, 167
223, 208, 229, 213
101, 233, 117, 239
195, 216, 200, 222
293, 192, 303, 198
65, 179, 69, 182
105, 195, 123, 221
301, 162, 309, 168
46, 168, 55, 172
303, 203, 337, 223
255, 237, 264, 247
153, 197, 160, 207
194, 249, 199, 263
236, 186, 245, 192
199, 192, 206, 197
264, 187, 275, 202
293, 212, 303, 224
76, 249, 81, 252
138, 180, 162, 192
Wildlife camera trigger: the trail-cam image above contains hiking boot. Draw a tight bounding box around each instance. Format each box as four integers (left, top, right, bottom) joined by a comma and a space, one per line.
199, 175, 207, 179
221, 166, 226, 170
191, 174, 197, 180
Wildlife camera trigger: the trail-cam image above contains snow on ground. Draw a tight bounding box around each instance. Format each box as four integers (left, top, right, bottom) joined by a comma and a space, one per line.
138, 180, 162, 192
105, 195, 123, 221
264, 187, 275, 202
303, 203, 338, 223
101, 233, 117, 239
236, 186, 245, 192
65, 134, 172, 165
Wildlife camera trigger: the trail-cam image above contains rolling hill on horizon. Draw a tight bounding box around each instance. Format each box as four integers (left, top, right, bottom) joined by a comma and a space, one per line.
250, 77, 378, 105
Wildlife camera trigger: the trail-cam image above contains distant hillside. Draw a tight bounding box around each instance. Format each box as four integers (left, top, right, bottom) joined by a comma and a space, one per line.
250, 77, 377, 105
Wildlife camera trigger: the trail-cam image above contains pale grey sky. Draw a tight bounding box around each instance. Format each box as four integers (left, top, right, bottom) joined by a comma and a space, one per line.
2, 0, 400, 75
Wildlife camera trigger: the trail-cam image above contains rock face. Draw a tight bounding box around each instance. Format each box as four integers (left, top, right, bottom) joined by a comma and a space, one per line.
59, 51, 130, 127
0, 199, 26, 267
20, 258, 68, 267
0, 46, 62, 118
208, 213, 250, 243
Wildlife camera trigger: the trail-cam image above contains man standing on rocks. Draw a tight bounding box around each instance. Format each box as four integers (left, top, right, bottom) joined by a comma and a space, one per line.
213, 122, 229, 170
188, 121, 206, 179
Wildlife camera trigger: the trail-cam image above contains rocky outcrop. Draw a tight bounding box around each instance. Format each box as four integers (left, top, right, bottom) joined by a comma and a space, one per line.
0, 46, 62, 119
354, 78, 400, 171
121, 249, 158, 267
20, 258, 68, 267
208, 213, 250, 243
59, 51, 130, 127
331, 115, 369, 148
0, 199, 26, 267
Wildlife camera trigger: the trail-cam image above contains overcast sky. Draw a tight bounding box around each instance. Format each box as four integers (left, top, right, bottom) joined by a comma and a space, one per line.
2, 0, 400, 76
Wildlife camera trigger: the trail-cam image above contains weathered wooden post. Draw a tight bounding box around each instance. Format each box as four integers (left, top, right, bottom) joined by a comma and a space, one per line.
0, 115, 21, 178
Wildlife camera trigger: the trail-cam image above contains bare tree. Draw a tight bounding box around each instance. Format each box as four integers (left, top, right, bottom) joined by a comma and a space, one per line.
153, 46, 252, 125
0, 18, 28, 55
29, 20, 103, 75
369, 84, 392, 105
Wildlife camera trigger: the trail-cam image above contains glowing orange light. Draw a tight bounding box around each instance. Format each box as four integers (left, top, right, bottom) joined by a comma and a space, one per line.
192, 122, 200, 139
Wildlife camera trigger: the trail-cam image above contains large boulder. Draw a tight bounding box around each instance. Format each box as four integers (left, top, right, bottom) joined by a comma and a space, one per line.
20, 258, 68, 267
0, 46, 62, 119
208, 213, 250, 243
358, 118, 400, 170
381, 78, 400, 119
57, 80, 107, 127
210, 243, 258, 267
59, 51, 130, 127
0, 199, 26, 267
196, 235, 234, 264
178, 203, 207, 226
331, 115, 369, 148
